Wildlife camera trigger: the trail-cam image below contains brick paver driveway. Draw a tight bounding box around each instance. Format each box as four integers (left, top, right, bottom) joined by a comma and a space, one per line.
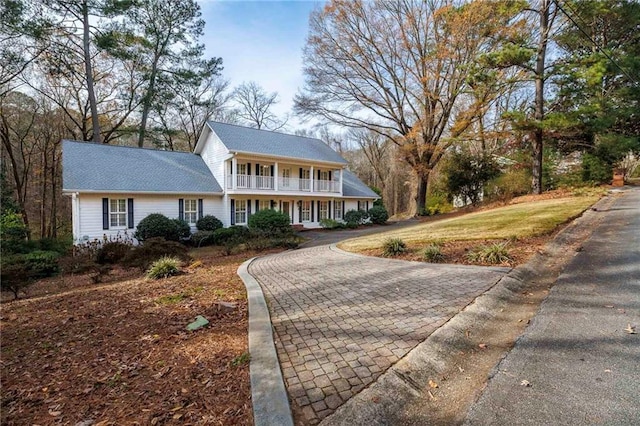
248, 245, 509, 424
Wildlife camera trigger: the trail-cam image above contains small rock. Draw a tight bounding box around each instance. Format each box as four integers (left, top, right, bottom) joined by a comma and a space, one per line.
75, 420, 95, 426
215, 302, 237, 313
520, 380, 531, 387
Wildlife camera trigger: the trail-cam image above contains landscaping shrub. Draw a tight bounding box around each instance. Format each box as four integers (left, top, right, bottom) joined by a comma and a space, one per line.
443, 151, 500, 206
196, 215, 223, 232
344, 209, 368, 226
122, 237, 190, 270
1, 255, 31, 299
467, 242, 511, 264
96, 241, 133, 264
248, 209, 292, 236
487, 169, 530, 202
1, 210, 29, 254
319, 218, 345, 229
382, 237, 407, 257
135, 213, 189, 242
37, 237, 72, 255
422, 244, 445, 262
191, 230, 216, 247
212, 226, 249, 245
367, 205, 389, 225
146, 256, 181, 279
24, 250, 60, 278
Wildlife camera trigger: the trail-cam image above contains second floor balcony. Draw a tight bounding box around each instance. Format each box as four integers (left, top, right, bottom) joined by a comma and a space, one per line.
227, 174, 340, 193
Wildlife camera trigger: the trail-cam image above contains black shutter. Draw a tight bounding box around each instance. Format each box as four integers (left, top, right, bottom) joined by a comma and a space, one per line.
256, 163, 260, 175
271, 200, 275, 209
329, 171, 332, 181
318, 170, 321, 180
270, 165, 274, 176
342, 200, 345, 218
247, 199, 252, 219
178, 199, 184, 221
366, 201, 369, 211
298, 201, 302, 223
127, 198, 134, 229
102, 198, 109, 230
255, 199, 259, 213
198, 199, 203, 220
299, 168, 303, 178
317, 201, 320, 221
328, 201, 332, 219
230, 199, 235, 225
311, 200, 314, 222
247, 163, 251, 175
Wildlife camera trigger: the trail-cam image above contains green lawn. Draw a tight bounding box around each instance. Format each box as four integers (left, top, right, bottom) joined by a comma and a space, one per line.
338, 194, 601, 252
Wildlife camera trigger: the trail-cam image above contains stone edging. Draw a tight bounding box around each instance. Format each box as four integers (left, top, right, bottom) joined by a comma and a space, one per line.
237, 258, 294, 426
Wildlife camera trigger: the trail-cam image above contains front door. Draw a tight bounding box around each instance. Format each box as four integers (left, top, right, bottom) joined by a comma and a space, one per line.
282, 201, 292, 223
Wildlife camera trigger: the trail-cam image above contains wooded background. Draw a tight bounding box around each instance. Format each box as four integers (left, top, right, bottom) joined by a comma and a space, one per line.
2, 0, 638, 240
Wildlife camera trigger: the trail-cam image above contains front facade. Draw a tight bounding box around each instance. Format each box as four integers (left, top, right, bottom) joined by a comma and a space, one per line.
63, 122, 378, 243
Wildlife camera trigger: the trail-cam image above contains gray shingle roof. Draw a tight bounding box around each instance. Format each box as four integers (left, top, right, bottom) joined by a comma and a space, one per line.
207, 121, 348, 165
62, 140, 222, 193
342, 169, 379, 198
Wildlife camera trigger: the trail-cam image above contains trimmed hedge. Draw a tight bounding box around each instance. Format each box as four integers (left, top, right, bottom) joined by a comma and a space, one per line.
196, 215, 223, 232
134, 213, 190, 242
248, 209, 292, 236
344, 209, 369, 226
367, 205, 389, 224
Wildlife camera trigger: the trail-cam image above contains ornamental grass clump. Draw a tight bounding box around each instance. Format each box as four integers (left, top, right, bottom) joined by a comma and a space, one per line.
146, 256, 181, 279
422, 244, 445, 263
467, 242, 511, 264
382, 237, 407, 257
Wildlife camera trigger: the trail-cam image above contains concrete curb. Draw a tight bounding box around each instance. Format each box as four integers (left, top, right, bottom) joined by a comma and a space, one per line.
319, 194, 615, 426
237, 258, 294, 426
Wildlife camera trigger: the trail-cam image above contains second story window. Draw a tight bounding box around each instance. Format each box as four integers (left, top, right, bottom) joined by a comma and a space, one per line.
282, 168, 291, 187
319, 170, 330, 181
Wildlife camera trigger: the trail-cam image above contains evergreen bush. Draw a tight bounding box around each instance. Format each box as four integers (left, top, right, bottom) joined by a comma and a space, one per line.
367, 205, 389, 224
248, 209, 292, 236
135, 214, 190, 242
196, 215, 223, 232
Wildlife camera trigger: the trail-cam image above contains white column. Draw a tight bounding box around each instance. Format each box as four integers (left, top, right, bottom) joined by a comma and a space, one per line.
232, 157, 237, 190
310, 166, 314, 193
274, 162, 279, 191
339, 168, 344, 195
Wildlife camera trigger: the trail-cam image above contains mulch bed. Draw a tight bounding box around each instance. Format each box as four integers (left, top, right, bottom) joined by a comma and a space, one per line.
360, 234, 555, 267
0, 248, 281, 426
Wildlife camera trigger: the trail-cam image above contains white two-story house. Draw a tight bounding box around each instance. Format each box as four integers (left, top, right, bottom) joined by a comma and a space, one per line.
63, 121, 379, 242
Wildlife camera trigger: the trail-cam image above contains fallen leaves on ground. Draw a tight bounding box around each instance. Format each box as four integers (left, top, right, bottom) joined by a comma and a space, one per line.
0, 247, 280, 425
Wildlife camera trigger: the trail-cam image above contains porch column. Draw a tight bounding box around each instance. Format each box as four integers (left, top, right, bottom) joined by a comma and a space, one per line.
310, 166, 314, 193
339, 168, 344, 195
232, 157, 237, 190
274, 162, 279, 191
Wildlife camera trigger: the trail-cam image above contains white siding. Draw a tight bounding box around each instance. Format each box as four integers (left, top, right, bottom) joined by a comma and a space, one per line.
75, 193, 224, 243
199, 131, 229, 189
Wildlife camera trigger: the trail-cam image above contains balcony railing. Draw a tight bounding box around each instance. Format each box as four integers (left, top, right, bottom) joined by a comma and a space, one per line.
314, 179, 340, 193
279, 177, 310, 192
227, 174, 274, 190
227, 175, 340, 193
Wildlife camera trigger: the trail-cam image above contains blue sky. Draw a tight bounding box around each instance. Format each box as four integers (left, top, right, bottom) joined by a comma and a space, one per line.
199, 1, 324, 123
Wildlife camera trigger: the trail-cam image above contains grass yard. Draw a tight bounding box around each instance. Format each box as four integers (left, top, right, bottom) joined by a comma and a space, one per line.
0, 247, 281, 426
339, 191, 602, 265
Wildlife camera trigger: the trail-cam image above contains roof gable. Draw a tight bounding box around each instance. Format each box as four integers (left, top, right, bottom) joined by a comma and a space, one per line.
205, 121, 348, 165
62, 140, 222, 194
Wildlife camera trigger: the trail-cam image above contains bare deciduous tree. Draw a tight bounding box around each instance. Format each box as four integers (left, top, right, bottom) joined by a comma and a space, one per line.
232, 81, 287, 130
295, 0, 528, 214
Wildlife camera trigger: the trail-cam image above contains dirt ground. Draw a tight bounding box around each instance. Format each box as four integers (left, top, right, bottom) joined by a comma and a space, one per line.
1, 247, 281, 426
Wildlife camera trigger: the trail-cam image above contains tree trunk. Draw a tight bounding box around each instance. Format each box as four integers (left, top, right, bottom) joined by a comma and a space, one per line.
532, 0, 550, 195
82, 1, 101, 143
138, 53, 161, 147
414, 174, 428, 216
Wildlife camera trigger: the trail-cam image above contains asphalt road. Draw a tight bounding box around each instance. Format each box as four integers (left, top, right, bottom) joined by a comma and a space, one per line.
465, 187, 640, 425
